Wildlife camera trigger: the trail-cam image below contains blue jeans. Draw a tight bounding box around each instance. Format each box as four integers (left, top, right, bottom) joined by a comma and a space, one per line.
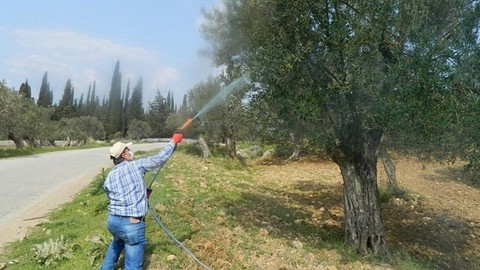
100, 215, 146, 270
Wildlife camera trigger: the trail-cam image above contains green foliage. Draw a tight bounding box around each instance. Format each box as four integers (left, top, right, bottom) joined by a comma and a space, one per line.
0, 143, 109, 159
106, 60, 123, 137
186, 76, 251, 148
19, 79, 32, 99
129, 78, 144, 121
203, 0, 480, 160
127, 119, 152, 141
85, 232, 110, 266
378, 187, 394, 204
181, 142, 203, 156
187, 77, 223, 139
0, 81, 55, 146
1, 60, 184, 148
90, 168, 108, 196
31, 235, 76, 267
55, 116, 106, 143
146, 90, 173, 137
53, 79, 75, 120
0, 148, 35, 158
37, 72, 53, 107
201, 0, 480, 257
463, 155, 480, 183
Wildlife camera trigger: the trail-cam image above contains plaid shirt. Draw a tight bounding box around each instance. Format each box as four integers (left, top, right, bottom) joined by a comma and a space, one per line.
104, 142, 176, 217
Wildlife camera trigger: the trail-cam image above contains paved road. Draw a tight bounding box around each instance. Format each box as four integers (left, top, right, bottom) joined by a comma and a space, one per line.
0, 142, 168, 249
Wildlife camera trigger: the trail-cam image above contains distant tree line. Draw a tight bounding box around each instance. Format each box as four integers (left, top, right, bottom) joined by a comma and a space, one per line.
0, 60, 184, 147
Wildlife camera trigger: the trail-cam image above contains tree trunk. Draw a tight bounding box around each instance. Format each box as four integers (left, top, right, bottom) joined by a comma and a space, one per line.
379, 143, 402, 197
225, 124, 238, 159
288, 130, 302, 161
24, 136, 41, 148
331, 130, 390, 257
198, 134, 211, 158
8, 131, 24, 149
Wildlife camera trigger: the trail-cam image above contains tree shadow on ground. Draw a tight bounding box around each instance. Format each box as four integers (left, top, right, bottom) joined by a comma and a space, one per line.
420, 166, 480, 189
383, 198, 480, 270
225, 177, 480, 269
224, 180, 347, 260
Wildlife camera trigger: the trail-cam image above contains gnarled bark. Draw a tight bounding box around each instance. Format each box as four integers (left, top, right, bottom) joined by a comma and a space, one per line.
379, 142, 402, 197
288, 130, 302, 161
224, 123, 238, 159
198, 134, 211, 158
331, 129, 390, 257
8, 131, 24, 149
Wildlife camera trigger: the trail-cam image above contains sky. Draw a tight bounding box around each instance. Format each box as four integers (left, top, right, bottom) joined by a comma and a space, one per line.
0, 0, 221, 107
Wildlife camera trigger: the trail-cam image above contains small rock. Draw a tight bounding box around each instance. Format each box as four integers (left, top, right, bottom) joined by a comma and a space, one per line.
166, 254, 177, 262
258, 228, 269, 236
291, 240, 303, 249
0, 263, 6, 270
155, 204, 167, 212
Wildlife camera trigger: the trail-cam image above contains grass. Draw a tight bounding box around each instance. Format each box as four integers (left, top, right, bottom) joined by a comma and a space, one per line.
0, 146, 435, 269
0, 143, 109, 159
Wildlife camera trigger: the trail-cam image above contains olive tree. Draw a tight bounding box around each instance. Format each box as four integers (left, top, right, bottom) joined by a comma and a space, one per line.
55, 116, 105, 145
0, 81, 54, 148
202, 0, 479, 257
127, 119, 152, 141
187, 76, 249, 159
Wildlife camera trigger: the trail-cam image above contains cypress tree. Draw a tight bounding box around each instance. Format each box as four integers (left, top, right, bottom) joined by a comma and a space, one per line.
182, 94, 187, 108
53, 79, 75, 119
121, 80, 130, 136
85, 84, 91, 115
19, 79, 32, 100
107, 60, 123, 137
129, 78, 144, 120
37, 72, 52, 107
90, 81, 97, 113
77, 93, 84, 116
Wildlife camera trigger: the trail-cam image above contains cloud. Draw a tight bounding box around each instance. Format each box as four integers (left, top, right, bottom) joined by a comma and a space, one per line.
6, 28, 179, 100
12, 29, 154, 63
153, 67, 179, 86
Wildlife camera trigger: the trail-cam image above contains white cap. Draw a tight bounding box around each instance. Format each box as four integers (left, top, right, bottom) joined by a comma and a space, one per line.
109, 142, 132, 158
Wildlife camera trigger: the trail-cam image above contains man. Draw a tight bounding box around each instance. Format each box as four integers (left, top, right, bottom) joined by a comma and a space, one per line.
100, 131, 183, 270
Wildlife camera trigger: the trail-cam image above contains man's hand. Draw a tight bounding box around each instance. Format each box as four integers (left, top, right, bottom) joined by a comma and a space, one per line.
171, 130, 183, 144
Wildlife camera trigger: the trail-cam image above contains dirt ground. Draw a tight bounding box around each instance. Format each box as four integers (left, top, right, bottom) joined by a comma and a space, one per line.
381, 158, 480, 270
253, 156, 480, 269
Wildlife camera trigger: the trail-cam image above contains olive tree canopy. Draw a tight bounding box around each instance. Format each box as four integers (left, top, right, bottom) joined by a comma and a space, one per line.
202, 0, 480, 257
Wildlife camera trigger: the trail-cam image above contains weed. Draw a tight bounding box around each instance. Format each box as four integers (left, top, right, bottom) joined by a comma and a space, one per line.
31, 235, 76, 267
89, 168, 108, 196
85, 231, 111, 266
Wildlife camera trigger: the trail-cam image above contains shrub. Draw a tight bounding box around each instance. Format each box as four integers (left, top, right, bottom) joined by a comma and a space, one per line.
31, 235, 75, 267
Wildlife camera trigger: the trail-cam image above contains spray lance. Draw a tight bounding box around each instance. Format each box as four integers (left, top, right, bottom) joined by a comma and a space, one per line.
145, 76, 247, 270
146, 117, 193, 195
180, 118, 193, 130
147, 75, 248, 195
147, 74, 247, 192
